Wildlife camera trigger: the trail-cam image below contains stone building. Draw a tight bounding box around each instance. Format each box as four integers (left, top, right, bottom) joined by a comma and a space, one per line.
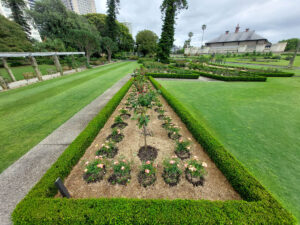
61, 0, 96, 15
185, 25, 287, 55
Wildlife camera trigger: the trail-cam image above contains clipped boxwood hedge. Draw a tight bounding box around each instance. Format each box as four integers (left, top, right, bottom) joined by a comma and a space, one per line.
196, 71, 267, 82
12, 78, 296, 224
146, 73, 200, 79
209, 63, 294, 77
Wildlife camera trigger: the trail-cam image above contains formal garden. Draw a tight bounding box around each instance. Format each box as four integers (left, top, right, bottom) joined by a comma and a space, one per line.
1, 0, 299, 224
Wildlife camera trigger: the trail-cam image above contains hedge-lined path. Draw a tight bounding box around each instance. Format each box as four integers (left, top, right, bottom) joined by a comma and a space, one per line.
156, 76, 221, 82
0, 74, 131, 225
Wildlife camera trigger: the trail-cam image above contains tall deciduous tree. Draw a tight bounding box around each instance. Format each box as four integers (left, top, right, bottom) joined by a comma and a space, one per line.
1, 0, 31, 38
102, 37, 118, 62
157, 0, 188, 63
106, 0, 120, 41
136, 30, 158, 56
70, 29, 101, 64
29, 0, 97, 50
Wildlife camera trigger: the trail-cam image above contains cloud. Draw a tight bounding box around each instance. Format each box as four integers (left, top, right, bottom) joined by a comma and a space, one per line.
95, 0, 300, 47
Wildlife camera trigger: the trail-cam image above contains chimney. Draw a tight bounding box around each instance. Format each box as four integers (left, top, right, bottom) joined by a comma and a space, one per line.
235, 24, 240, 33
245, 28, 250, 32
225, 31, 229, 35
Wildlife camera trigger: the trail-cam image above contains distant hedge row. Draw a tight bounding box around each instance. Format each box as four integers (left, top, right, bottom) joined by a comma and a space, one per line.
12, 78, 296, 224
209, 63, 294, 77
146, 73, 200, 79
196, 71, 267, 82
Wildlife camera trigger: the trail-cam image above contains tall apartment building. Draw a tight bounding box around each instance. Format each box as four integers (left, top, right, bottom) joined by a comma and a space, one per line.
61, 0, 96, 15
0, 0, 41, 41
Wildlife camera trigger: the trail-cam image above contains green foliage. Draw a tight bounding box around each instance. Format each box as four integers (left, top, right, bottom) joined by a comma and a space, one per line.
146, 73, 200, 79
157, 0, 188, 63
106, 0, 120, 41
96, 140, 117, 158
33, 38, 66, 52
136, 30, 158, 56
140, 161, 156, 176
85, 13, 134, 52
69, 29, 100, 63
280, 38, 300, 52
185, 158, 207, 178
0, 15, 32, 52
29, 0, 97, 50
102, 37, 118, 62
2, 0, 31, 37
83, 159, 106, 183
175, 138, 191, 153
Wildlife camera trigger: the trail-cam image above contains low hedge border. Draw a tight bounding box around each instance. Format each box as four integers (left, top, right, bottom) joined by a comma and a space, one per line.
145, 73, 200, 79
149, 77, 296, 224
209, 63, 294, 77
12, 78, 296, 224
196, 71, 267, 82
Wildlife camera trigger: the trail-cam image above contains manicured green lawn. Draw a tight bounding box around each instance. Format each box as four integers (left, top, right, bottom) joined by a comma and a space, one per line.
226, 56, 300, 67
159, 77, 300, 223
0, 64, 58, 82
0, 61, 137, 173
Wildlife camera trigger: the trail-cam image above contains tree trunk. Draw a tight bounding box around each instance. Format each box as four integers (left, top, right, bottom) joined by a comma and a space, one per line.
86, 53, 90, 66
288, 40, 300, 68
0, 76, 9, 90
143, 125, 147, 151
53, 55, 63, 76
107, 49, 112, 62
72, 55, 79, 72
2, 58, 16, 82
29, 56, 43, 81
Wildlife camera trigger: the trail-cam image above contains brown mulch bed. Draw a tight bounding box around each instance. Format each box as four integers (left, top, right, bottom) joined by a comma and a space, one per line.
59, 87, 241, 201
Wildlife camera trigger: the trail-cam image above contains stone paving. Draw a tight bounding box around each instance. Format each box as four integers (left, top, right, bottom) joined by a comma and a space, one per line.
0, 75, 130, 225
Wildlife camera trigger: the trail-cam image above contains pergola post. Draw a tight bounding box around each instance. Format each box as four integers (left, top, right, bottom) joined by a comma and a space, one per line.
29, 56, 43, 81
2, 58, 16, 82
53, 54, 63, 76
72, 55, 79, 72
0, 75, 9, 90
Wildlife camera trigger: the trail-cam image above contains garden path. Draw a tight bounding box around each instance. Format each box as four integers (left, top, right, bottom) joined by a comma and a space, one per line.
0, 75, 131, 225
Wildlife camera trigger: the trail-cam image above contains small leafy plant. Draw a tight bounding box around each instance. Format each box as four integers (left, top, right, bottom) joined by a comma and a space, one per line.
138, 160, 157, 187
96, 140, 118, 158
83, 159, 106, 183
167, 125, 181, 140
109, 157, 131, 185
175, 138, 191, 160
162, 156, 182, 186
162, 116, 173, 129
184, 156, 207, 186
107, 128, 124, 143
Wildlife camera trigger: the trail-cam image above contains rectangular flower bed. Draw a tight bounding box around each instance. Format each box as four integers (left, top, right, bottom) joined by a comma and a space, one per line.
12, 77, 296, 224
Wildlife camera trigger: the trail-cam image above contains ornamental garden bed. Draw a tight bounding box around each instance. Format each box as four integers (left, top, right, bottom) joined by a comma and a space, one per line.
60, 80, 240, 200
12, 74, 296, 224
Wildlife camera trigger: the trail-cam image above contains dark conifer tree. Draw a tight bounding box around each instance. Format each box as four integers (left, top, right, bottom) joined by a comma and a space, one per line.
106, 0, 120, 41
157, 0, 188, 63
2, 0, 31, 38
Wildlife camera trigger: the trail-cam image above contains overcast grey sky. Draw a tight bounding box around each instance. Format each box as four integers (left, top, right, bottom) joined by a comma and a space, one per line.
95, 0, 300, 47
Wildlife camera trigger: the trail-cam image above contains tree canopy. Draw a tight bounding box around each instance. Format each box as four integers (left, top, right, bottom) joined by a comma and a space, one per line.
136, 30, 158, 56
29, 0, 98, 50
280, 38, 300, 52
85, 13, 134, 52
1, 0, 31, 38
0, 15, 32, 52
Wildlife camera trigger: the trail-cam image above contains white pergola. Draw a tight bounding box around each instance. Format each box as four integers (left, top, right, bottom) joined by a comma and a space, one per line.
0, 52, 85, 86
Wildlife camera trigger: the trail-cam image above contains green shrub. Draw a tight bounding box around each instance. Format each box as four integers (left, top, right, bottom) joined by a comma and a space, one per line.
146, 73, 199, 79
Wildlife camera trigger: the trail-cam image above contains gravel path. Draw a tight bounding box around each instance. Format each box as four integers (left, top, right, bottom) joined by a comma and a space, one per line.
225, 61, 300, 70
0, 75, 130, 225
